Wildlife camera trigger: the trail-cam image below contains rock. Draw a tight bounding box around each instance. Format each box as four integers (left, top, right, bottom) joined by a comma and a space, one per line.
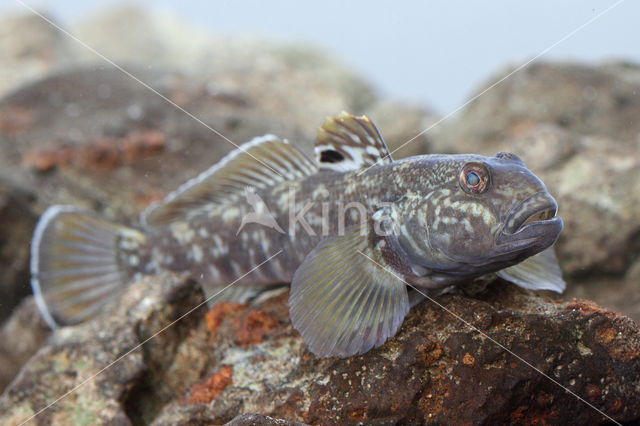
0, 177, 38, 323
225, 413, 307, 425
431, 61, 640, 154
569, 259, 640, 326
543, 131, 639, 277
72, 6, 377, 140
0, 298, 50, 392
0, 273, 203, 425
0, 12, 80, 98
0, 276, 639, 425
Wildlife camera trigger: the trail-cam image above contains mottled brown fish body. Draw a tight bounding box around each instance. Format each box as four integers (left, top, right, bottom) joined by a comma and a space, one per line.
133, 167, 387, 288
30, 112, 565, 359
136, 153, 553, 291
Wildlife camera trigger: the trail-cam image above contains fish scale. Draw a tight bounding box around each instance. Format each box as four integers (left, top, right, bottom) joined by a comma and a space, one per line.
30, 112, 565, 358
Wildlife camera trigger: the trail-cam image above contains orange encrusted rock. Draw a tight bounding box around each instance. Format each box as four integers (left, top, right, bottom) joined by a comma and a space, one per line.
185, 365, 233, 405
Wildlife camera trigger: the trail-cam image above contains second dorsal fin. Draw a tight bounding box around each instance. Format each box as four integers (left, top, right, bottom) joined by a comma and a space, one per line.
315, 112, 393, 172
142, 135, 317, 227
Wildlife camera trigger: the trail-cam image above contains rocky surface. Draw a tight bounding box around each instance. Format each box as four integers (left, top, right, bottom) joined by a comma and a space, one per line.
0, 177, 38, 323
1, 274, 639, 425
0, 5, 639, 425
0, 12, 79, 98
430, 61, 640, 153
0, 298, 50, 395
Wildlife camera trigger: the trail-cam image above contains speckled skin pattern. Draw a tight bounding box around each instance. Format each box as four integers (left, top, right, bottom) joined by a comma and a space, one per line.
118, 151, 562, 297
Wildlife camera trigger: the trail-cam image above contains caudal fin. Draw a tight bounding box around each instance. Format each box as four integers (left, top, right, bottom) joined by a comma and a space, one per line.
30, 206, 145, 328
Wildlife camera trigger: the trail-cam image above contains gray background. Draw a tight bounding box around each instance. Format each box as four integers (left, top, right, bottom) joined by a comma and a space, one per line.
3, 0, 638, 113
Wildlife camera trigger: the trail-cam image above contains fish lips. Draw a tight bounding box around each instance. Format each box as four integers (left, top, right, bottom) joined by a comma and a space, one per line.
495, 192, 563, 255
496, 216, 563, 252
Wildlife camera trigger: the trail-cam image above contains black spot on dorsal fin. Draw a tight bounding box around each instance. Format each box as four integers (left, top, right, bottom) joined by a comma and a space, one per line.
315, 111, 393, 172
319, 149, 345, 163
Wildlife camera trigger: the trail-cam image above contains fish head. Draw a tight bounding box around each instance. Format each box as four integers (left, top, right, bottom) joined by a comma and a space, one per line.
397, 152, 563, 280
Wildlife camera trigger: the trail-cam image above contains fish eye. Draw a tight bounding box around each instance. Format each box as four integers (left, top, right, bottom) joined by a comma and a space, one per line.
466, 172, 480, 186
459, 163, 489, 194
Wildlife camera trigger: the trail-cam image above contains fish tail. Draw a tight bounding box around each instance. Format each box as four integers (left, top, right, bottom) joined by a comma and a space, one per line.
30, 205, 146, 329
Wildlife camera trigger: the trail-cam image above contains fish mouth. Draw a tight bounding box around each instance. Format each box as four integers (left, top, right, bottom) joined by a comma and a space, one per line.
504, 202, 557, 235
496, 192, 563, 252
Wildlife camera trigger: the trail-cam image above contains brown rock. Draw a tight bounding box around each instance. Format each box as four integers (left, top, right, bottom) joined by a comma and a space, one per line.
0, 177, 38, 323
185, 365, 234, 405
21, 128, 166, 172
224, 413, 307, 426
0, 106, 33, 136
0, 298, 50, 392
0, 12, 79, 98
0, 276, 638, 425
432, 61, 640, 154
72, 6, 377, 142
0, 274, 207, 425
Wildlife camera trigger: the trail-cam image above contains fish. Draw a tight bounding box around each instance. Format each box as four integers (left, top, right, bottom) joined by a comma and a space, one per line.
30, 112, 565, 358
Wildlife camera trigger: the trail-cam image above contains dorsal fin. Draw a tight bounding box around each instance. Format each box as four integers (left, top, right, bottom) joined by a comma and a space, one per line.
142, 135, 317, 227
315, 112, 393, 172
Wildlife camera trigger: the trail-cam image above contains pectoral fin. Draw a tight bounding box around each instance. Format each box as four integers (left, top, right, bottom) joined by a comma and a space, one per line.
289, 226, 409, 358
497, 246, 566, 293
